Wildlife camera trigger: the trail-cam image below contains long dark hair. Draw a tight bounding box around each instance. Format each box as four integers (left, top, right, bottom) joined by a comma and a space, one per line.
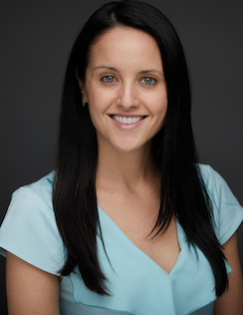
53, 0, 228, 297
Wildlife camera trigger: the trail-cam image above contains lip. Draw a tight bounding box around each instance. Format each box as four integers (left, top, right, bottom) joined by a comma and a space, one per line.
108, 115, 147, 130
109, 113, 147, 118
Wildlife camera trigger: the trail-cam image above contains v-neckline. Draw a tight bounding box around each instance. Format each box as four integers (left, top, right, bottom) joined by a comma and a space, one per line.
97, 205, 185, 276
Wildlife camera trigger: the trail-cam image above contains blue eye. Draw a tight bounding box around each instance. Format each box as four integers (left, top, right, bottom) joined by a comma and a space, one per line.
102, 76, 116, 82
141, 77, 156, 85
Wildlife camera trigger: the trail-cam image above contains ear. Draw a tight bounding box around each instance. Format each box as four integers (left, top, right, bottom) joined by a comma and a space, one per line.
75, 67, 87, 102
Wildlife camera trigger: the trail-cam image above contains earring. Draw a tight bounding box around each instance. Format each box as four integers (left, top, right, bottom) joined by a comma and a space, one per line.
82, 95, 85, 107
80, 90, 85, 107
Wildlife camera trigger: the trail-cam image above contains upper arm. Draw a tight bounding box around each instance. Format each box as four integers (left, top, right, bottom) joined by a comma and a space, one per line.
213, 231, 243, 315
6, 251, 61, 315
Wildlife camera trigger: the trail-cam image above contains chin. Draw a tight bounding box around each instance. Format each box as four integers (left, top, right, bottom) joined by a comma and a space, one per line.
111, 139, 148, 153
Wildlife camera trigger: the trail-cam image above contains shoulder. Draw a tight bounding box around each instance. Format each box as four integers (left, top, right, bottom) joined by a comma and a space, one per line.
198, 163, 241, 211
0, 171, 65, 276
8, 171, 55, 217
199, 164, 238, 202
3, 171, 56, 236
198, 163, 243, 245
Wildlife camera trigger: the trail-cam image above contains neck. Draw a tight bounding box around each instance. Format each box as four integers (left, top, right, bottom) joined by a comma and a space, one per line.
96, 139, 159, 194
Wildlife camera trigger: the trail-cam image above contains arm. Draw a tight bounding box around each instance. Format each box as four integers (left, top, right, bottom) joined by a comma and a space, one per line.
213, 231, 243, 315
6, 251, 61, 315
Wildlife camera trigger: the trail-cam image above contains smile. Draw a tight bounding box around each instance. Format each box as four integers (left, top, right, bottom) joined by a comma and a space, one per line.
111, 115, 145, 124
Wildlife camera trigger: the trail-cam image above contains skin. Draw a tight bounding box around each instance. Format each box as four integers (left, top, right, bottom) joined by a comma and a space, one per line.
6, 251, 60, 315
213, 232, 243, 314
78, 26, 168, 184
6, 27, 243, 314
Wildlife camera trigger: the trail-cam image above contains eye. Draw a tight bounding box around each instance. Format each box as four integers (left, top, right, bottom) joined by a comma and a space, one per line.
141, 77, 156, 85
101, 75, 117, 83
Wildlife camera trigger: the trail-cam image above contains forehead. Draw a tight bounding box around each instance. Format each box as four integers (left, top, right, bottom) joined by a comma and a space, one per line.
87, 27, 163, 70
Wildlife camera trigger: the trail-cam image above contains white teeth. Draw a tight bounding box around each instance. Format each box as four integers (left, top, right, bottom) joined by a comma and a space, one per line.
112, 116, 144, 124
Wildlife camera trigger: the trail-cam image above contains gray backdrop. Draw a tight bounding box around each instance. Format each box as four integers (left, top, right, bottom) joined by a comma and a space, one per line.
0, 0, 242, 313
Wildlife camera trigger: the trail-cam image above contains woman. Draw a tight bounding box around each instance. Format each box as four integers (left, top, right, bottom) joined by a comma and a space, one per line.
0, 0, 242, 314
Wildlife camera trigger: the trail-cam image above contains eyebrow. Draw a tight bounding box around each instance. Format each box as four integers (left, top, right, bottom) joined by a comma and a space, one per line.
93, 66, 164, 76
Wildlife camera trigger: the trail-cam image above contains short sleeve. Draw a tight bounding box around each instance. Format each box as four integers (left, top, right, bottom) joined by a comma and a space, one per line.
0, 175, 65, 276
200, 164, 243, 245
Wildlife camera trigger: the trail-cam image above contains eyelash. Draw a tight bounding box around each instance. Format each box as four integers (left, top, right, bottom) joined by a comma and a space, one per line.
101, 76, 157, 85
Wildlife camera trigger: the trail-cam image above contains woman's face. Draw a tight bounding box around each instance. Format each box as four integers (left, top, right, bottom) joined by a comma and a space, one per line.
77, 27, 167, 153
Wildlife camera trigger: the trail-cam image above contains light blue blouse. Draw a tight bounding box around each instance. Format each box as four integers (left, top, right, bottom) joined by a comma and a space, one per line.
0, 164, 242, 315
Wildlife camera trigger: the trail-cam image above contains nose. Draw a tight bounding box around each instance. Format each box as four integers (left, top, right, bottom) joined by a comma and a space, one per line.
116, 82, 140, 109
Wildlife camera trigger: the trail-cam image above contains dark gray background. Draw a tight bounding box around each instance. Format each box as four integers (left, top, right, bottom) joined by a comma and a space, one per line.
0, 0, 242, 313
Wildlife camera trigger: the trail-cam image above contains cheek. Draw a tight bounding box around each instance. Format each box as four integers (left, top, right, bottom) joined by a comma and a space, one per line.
151, 92, 168, 117
86, 88, 103, 118
86, 87, 112, 130
86, 83, 112, 112
149, 92, 167, 132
